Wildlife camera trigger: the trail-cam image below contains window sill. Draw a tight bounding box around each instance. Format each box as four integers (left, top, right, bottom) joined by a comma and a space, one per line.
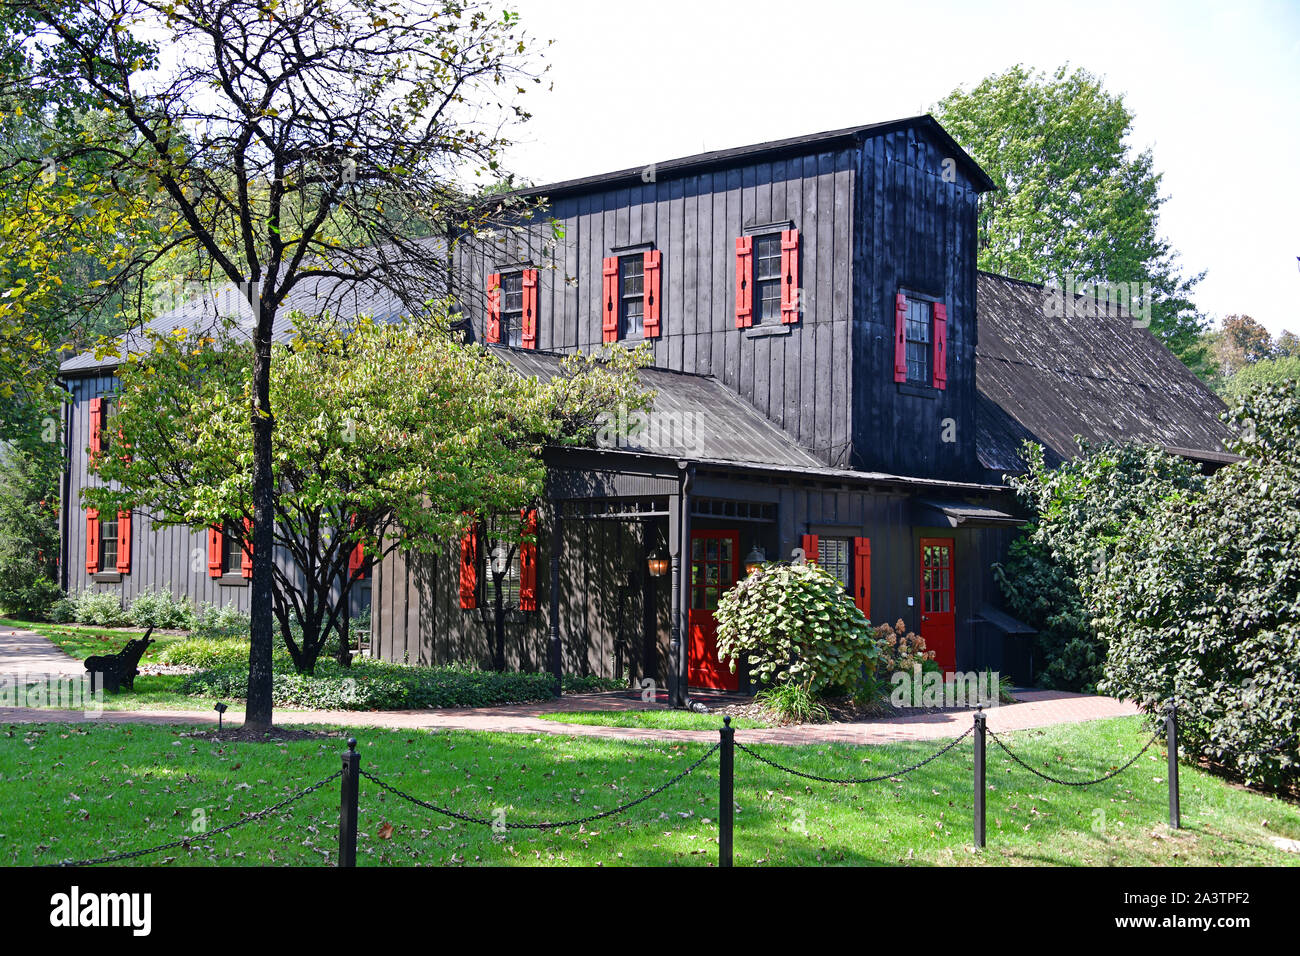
744, 325, 792, 339
896, 382, 940, 399
217, 574, 249, 587
91, 572, 121, 583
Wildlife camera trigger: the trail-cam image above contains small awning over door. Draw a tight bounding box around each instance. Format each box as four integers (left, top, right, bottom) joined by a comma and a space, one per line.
913, 498, 1024, 528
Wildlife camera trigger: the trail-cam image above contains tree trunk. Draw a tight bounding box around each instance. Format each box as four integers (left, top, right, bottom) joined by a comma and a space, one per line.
244, 319, 276, 732
493, 572, 506, 672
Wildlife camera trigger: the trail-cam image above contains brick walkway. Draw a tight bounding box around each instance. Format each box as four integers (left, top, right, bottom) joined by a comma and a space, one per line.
0, 687, 1140, 745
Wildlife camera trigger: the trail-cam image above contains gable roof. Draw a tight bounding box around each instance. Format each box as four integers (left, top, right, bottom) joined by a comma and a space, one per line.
975, 272, 1232, 475
514, 114, 997, 201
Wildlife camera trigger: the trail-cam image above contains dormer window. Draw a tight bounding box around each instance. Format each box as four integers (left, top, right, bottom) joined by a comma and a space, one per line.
619, 254, 644, 339
904, 297, 932, 384
893, 292, 948, 390
499, 272, 524, 347
485, 269, 538, 349
753, 234, 783, 324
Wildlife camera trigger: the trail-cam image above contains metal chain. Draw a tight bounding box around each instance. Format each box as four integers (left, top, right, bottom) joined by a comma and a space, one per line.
985, 727, 1162, 787
53, 769, 343, 867
734, 727, 974, 784
360, 743, 720, 831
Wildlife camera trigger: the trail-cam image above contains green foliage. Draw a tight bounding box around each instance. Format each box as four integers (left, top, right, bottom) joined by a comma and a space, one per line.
995, 440, 1206, 691
126, 587, 196, 629
0, 447, 60, 618
1218, 356, 1300, 402
1096, 381, 1300, 788
181, 658, 556, 711
62, 589, 129, 627
189, 602, 251, 641
714, 561, 880, 695
561, 673, 627, 694
933, 64, 1209, 372
755, 680, 830, 724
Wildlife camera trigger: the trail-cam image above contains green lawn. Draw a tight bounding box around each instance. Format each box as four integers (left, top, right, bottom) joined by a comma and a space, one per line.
2, 716, 1297, 866
1, 617, 185, 665
537, 709, 767, 730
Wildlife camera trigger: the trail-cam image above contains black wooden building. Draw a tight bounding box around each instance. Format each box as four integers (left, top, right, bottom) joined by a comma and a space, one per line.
58, 114, 1231, 702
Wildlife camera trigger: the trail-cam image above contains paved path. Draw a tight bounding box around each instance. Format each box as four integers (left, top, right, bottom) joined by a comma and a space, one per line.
0, 688, 1140, 745
0, 625, 84, 677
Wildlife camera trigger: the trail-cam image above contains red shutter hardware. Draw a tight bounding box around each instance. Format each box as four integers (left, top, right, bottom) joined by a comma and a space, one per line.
116, 509, 132, 574
932, 302, 948, 390
519, 508, 539, 611
459, 522, 478, 609
735, 236, 753, 328
240, 517, 253, 578
800, 533, 819, 566
521, 268, 538, 349
780, 229, 800, 324
643, 250, 661, 338
88, 397, 103, 463
602, 257, 619, 343
207, 525, 223, 577
85, 509, 100, 574
853, 536, 871, 619
894, 293, 908, 383
485, 273, 501, 344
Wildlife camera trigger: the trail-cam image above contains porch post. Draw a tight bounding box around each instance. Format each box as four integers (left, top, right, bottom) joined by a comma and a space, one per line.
667, 492, 682, 708
549, 506, 563, 698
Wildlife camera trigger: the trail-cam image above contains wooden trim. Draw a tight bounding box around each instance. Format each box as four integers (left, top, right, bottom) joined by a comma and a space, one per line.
207, 525, 223, 578
852, 536, 871, 619
521, 268, 538, 348
734, 236, 753, 328
459, 522, 478, 609
240, 516, 253, 578
894, 292, 908, 383
932, 302, 948, 390
800, 533, 819, 565
85, 508, 99, 574
115, 509, 131, 574
518, 508, 539, 611
602, 257, 619, 343
642, 249, 661, 339
780, 228, 800, 324
485, 272, 501, 344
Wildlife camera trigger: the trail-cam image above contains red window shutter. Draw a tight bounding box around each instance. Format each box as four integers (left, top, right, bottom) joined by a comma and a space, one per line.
643, 250, 661, 338
85, 509, 100, 574
800, 533, 819, 566
485, 272, 501, 344
240, 516, 253, 578
853, 536, 871, 619
780, 229, 800, 324
88, 397, 103, 462
894, 293, 908, 383
459, 522, 478, 609
116, 509, 132, 574
521, 268, 538, 349
207, 525, 223, 577
519, 507, 539, 611
602, 257, 619, 343
932, 302, 948, 390
734, 236, 753, 328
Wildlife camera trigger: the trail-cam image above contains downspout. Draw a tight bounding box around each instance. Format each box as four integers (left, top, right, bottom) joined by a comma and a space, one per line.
57, 376, 73, 593
675, 460, 696, 709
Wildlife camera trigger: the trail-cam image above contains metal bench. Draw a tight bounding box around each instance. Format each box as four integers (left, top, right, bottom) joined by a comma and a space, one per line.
85, 628, 154, 694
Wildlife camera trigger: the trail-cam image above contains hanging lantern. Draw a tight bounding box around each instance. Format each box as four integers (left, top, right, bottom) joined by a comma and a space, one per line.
744, 545, 766, 576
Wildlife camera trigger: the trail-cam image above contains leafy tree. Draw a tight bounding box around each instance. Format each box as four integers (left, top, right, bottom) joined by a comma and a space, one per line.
0, 445, 60, 616
4, 0, 547, 729
933, 65, 1210, 374
1218, 355, 1300, 402
1211, 314, 1274, 377
995, 441, 1207, 691
83, 312, 651, 674
1096, 381, 1300, 788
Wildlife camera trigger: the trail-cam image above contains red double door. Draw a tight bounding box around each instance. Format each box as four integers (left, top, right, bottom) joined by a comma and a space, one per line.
919, 537, 956, 673
687, 530, 740, 691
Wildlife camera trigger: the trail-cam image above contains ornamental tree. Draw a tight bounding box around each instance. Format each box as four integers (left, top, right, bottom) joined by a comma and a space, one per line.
714, 560, 879, 696
83, 311, 652, 674
3, 0, 548, 730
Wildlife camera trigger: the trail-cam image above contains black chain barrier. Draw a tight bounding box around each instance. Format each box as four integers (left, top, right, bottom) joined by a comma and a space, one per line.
734, 727, 974, 784
984, 726, 1163, 787
53, 769, 343, 867
359, 742, 720, 830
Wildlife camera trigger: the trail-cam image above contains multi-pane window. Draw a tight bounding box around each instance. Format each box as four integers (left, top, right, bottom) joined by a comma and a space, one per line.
620, 255, 644, 338
100, 396, 118, 455
817, 537, 852, 591
482, 515, 522, 609
905, 297, 932, 384
753, 234, 783, 323
222, 520, 243, 576
500, 272, 524, 347
690, 533, 736, 611
99, 514, 119, 572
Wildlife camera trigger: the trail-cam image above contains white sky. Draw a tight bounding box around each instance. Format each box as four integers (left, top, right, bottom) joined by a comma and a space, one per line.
501, 0, 1300, 336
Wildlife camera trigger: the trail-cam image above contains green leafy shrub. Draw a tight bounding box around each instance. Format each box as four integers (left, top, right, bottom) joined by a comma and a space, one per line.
47, 594, 77, 623
755, 681, 830, 724
190, 602, 250, 640
1097, 380, 1300, 788
181, 657, 556, 710
128, 588, 196, 629
562, 673, 627, 693
68, 589, 130, 627
995, 441, 1206, 691
162, 637, 290, 670
714, 561, 880, 695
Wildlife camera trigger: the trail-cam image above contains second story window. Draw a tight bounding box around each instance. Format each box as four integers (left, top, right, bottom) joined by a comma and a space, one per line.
905, 297, 932, 384
620, 255, 644, 338
753, 234, 783, 324
99, 513, 119, 572
500, 272, 524, 347
222, 520, 244, 576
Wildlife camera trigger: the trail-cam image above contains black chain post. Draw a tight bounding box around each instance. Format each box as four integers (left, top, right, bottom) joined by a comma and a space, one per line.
1166, 702, 1180, 830
973, 709, 986, 848
339, 737, 360, 867
719, 716, 734, 868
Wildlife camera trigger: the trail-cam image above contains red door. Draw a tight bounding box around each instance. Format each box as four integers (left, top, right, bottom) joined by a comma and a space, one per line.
919, 537, 956, 673
687, 530, 740, 691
